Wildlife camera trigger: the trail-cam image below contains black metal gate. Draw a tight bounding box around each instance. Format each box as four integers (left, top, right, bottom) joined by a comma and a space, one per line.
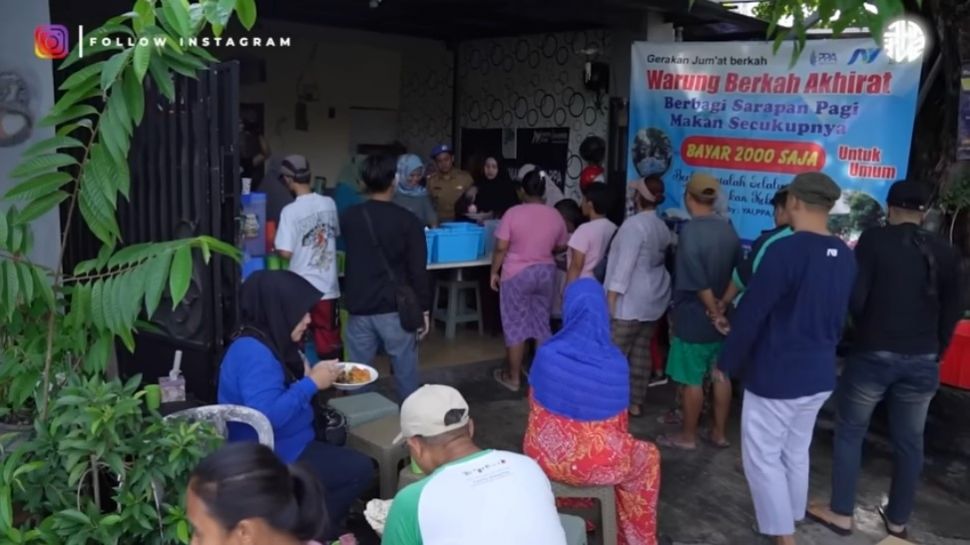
63, 62, 241, 402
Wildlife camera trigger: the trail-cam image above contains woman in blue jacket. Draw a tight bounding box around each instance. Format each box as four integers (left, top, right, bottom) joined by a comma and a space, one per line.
218, 270, 372, 539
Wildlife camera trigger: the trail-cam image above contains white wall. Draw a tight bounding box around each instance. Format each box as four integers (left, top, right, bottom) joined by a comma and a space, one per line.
0, 0, 60, 269
229, 20, 451, 185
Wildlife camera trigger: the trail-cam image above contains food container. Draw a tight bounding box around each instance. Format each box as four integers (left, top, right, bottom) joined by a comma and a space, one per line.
333, 362, 379, 391
425, 231, 436, 264
433, 226, 484, 263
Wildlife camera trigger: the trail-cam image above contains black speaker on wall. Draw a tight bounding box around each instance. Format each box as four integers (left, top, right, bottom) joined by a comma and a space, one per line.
584, 61, 610, 93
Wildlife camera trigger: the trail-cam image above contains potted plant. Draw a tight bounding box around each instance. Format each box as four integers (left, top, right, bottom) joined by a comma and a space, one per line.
0, 1, 256, 542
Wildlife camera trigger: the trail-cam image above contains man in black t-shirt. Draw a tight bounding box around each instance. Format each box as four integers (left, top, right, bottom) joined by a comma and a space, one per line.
341, 154, 431, 400
808, 180, 961, 539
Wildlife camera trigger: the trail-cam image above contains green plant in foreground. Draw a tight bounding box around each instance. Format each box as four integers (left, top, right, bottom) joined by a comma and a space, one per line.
940, 174, 970, 244
0, 0, 257, 543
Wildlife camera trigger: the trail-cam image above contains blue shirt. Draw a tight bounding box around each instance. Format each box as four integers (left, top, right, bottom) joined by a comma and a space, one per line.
719, 232, 856, 400
218, 337, 318, 462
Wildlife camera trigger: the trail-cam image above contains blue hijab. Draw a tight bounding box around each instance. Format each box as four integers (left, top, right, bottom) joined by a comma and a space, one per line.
530, 278, 629, 421
396, 154, 427, 197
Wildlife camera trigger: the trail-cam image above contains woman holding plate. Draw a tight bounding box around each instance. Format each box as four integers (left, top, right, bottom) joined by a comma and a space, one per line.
218, 270, 373, 539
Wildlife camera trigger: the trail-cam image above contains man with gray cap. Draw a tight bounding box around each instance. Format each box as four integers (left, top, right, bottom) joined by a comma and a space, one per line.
274, 154, 342, 359
718, 172, 856, 545
427, 144, 473, 221
807, 180, 961, 539
382, 385, 566, 545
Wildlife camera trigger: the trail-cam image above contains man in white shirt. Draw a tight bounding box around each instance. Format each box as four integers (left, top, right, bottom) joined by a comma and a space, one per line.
383, 385, 566, 545
605, 177, 673, 416
274, 155, 342, 359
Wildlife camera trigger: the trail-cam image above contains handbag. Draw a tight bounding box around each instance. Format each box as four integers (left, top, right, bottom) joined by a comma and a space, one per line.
361, 207, 425, 332
593, 230, 618, 283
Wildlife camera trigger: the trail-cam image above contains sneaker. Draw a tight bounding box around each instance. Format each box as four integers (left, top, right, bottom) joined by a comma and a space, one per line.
648, 375, 669, 388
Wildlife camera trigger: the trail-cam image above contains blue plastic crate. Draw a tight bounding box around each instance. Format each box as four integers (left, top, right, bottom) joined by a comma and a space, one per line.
440, 221, 478, 230
433, 227, 483, 263
480, 220, 499, 257
425, 231, 437, 264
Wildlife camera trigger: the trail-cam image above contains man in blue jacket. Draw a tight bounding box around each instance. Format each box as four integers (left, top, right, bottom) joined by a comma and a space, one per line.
718, 172, 856, 545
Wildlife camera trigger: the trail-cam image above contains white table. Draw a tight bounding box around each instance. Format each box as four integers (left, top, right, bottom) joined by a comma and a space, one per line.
427, 255, 491, 280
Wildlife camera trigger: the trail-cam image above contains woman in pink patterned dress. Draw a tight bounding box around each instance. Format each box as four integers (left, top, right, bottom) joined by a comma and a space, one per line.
524, 278, 662, 545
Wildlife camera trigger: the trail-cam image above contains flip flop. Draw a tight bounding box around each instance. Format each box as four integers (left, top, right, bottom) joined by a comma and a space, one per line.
877, 505, 908, 540
492, 369, 520, 392
656, 434, 697, 451
806, 508, 853, 537
702, 429, 731, 449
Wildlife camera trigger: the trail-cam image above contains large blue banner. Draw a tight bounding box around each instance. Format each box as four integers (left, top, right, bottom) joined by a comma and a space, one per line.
628, 39, 922, 244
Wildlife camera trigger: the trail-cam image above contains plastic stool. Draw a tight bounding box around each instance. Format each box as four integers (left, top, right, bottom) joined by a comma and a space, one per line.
560, 513, 588, 545
346, 414, 409, 499
552, 482, 618, 545
327, 393, 398, 428
432, 279, 483, 339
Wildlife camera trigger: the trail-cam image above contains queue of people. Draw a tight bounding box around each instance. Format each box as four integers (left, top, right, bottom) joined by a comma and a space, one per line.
204, 140, 960, 545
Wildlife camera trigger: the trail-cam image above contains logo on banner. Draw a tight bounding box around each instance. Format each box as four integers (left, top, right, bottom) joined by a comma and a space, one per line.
848, 48, 881, 65
810, 51, 838, 66
34, 24, 69, 59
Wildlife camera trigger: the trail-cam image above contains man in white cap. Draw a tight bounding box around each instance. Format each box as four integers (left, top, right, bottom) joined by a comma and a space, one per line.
382, 385, 566, 545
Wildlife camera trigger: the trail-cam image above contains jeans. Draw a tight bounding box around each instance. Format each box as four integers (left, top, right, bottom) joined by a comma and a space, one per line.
830, 351, 939, 525
345, 312, 419, 400
297, 441, 374, 539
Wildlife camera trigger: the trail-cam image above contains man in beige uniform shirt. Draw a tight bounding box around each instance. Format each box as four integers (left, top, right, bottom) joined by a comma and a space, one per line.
427, 144, 473, 221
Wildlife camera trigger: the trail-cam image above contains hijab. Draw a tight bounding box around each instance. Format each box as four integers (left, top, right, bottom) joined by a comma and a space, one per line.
396, 154, 427, 197
472, 157, 519, 217
235, 270, 321, 378
529, 278, 629, 421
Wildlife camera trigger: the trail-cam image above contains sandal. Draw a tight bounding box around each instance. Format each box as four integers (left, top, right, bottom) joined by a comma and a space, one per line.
492, 369, 520, 392
628, 404, 643, 417
877, 504, 908, 540
701, 429, 731, 449
656, 434, 697, 451
806, 505, 853, 537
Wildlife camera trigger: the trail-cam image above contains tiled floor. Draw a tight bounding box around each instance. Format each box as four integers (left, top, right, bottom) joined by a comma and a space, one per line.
368, 326, 506, 375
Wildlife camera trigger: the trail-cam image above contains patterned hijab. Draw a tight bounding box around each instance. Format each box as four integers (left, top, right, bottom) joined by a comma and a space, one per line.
396, 154, 427, 197
529, 278, 629, 421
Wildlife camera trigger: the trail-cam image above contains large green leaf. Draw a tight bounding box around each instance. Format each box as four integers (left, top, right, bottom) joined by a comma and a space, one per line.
100, 49, 133, 92
236, 0, 257, 30
133, 38, 152, 83
122, 67, 145, 124
40, 104, 98, 128
14, 263, 35, 310
15, 190, 69, 224
143, 252, 173, 318
20, 135, 84, 160
161, 47, 205, 79
148, 55, 175, 101
133, 0, 156, 33
204, 0, 235, 27
32, 266, 55, 309
119, 268, 144, 325
49, 76, 100, 118
90, 279, 107, 331
1, 261, 19, 318
98, 109, 129, 168
4, 171, 73, 201
169, 245, 192, 308
87, 144, 123, 206
0, 209, 7, 248
9, 153, 78, 179
58, 61, 106, 92
78, 174, 119, 245
108, 85, 133, 137
162, 0, 192, 38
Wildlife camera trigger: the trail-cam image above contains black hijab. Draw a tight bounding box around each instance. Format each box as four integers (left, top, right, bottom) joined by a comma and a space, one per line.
235, 270, 321, 378
462, 157, 519, 218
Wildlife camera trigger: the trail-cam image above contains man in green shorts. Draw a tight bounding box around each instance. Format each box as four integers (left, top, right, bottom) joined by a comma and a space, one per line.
659, 173, 740, 451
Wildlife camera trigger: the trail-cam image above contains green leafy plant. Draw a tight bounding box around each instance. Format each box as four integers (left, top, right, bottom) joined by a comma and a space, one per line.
940, 174, 970, 244
0, 0, 257, 543
750, 0, 910, 62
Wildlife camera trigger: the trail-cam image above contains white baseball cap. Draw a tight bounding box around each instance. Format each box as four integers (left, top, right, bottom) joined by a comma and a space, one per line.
394, 385, 470, 444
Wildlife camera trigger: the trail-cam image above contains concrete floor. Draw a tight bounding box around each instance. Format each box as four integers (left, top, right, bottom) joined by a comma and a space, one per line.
383, 361, 970, 545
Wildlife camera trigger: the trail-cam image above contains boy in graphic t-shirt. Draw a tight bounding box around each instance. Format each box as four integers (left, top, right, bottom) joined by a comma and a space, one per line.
274, 155, 342, 359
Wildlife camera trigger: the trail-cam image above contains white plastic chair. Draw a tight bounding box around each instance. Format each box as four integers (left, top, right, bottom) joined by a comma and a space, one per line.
163, 404, 274, 450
